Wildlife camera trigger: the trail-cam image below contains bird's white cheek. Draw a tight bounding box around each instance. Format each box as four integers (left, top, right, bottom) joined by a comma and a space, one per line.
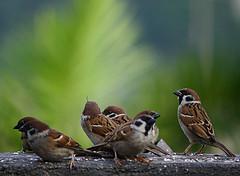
130, 124, 145, 134
81, 115, 89, 121
28, 130, 49, 141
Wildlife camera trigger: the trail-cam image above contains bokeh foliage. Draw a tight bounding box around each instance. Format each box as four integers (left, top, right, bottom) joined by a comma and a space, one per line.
0, 0, 155, 151
0, 0, 240, 154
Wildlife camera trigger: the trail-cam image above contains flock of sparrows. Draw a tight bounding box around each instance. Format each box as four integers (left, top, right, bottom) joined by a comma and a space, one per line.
13, 88, 236, 169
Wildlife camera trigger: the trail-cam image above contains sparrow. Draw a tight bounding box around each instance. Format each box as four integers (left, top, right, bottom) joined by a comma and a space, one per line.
174, 88, 235, 157
88, 114, 160, 165
13, 116, 39, 152
16, 118, 100, 169
103, 107, 168, 155
81, 101, 118, 145
102, 105, 131, 125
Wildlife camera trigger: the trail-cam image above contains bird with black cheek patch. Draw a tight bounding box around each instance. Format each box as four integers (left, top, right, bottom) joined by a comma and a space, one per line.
13, 116, 39, 152
103, 107, 169, 155
15, 118, 100, 169
88, 114, 160, 165
134, 110, 160, 144
134, 110, 172, 155
81, 101, 118, 145
103, 107, 160, 144
174, 88, 235, 157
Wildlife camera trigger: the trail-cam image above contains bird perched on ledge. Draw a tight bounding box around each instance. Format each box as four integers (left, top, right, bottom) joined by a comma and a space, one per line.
88, 114, 160, 165
102, 105, 169, 156
174, 88, 235, 157
14, 117, 100, 169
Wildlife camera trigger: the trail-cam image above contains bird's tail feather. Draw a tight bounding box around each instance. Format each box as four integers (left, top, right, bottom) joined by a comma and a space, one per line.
212, 140, 236, 157
146, 143, 170, 156
73, 148, 102, 157
87, 142, 109, 152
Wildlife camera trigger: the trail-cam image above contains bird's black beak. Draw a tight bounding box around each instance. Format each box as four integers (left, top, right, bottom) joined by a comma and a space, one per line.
13, 124, 20, 129
152, 112, 160, 119
148, 118, 156, 127
18, 125, 26, 132
173, 90, 182, 97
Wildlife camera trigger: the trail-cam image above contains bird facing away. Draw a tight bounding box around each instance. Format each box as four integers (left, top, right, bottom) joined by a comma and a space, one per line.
102, 105, 131, 125
81, 101, 118, 144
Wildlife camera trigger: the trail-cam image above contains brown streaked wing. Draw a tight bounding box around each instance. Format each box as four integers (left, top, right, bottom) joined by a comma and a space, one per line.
111, 114, 131, 125
104, 121, 133, 142
195, 104, 215, 136
88, 114, 118, 138
180, 104, 215, 140
49, 129, 80, 148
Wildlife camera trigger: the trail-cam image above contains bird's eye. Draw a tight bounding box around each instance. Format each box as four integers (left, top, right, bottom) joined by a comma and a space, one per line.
109, 113, 116, 118
19, 121, 24, 126
29, 128, 36, 135
186, 96, 194, 101
135, 121, 142, 127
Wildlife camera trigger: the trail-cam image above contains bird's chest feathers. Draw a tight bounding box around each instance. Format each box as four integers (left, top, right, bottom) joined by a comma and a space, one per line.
28, 130, 49, 146
177, 104, 197, 142
178, 104, 194, 118
130, 130, 150, 146
130, 124, 153, 144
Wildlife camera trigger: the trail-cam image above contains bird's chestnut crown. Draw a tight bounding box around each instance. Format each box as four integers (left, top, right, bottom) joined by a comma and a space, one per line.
102, 106, 126, 118
82, 101, 101, 116
13, 116, 37, 130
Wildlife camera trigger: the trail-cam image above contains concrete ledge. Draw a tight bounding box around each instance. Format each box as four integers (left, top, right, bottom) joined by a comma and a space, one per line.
0, 152, 240, 175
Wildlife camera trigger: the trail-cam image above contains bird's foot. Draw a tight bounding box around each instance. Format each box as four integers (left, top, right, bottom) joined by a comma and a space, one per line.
132, 156, 151, 164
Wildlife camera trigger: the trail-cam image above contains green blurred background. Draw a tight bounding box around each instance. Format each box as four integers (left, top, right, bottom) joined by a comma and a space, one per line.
0, 0, 240, 154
